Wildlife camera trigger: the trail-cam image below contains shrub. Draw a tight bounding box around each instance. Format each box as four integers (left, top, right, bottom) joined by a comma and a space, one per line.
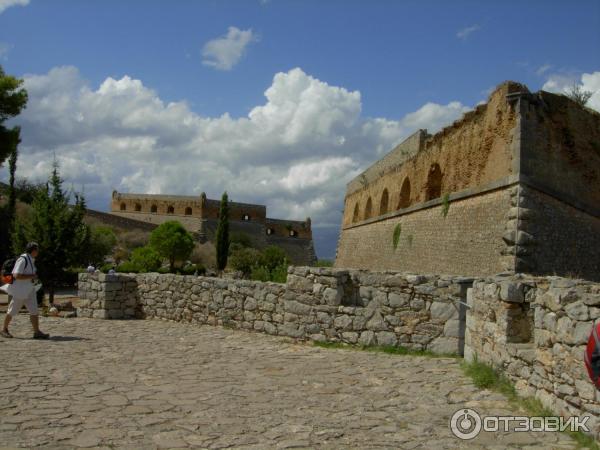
100, 263, 114, 273
130, 246, 162, 272
315, 259, 333, 267
250, 265, 270, 282
178, 264, 206, 276
269, 264, 288, 283
259, 246, 288, 272
229, 247, 262, 277
117, 261, 141, 273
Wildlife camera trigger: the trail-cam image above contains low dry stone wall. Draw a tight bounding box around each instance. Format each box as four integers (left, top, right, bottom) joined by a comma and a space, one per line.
465, 275, 600, 438
78, 267, 472, 354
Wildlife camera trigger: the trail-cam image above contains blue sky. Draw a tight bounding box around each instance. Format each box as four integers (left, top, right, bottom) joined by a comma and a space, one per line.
1, 0, 599, 259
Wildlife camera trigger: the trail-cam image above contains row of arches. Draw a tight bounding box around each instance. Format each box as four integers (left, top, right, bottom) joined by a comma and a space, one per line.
351, 163, 443, 223
119, 203, 194, 216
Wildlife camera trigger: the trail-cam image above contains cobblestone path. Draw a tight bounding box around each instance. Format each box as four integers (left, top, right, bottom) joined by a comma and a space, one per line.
0, 316, 579, 449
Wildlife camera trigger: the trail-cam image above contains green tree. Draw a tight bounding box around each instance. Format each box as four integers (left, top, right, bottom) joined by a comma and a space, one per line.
0, 65, 27, 264
13, 163, 90, 303
0, 146, 18, 263
0, 65, 28, 167
130, 245, 162, 272
215, 192, 230, 272
86, 226, 117, 267
149, 221, 194, 272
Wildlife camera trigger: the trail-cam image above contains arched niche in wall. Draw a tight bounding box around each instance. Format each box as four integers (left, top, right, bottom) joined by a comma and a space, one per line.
120, 202, 126, 211
185, 207, 192, 216
364, 197, 373, 220
398, 177, 411, 209
135, 203, 142, 212
425, 163, 443, 201
151, 204, 158, 213
379, 189, 389, 215
167, 205, 175, 214
352, 203, 360, 223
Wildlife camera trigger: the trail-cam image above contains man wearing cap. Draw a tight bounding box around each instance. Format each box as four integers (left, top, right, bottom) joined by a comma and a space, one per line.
1, 242, 50, 339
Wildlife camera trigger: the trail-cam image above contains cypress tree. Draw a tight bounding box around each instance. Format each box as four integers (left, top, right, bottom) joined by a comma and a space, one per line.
215, 192, 230, 272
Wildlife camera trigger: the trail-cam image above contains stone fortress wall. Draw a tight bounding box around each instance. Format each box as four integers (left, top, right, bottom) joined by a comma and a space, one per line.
78, 268, 600, 438
335, 81, 600, 281
107, 191, 316, 265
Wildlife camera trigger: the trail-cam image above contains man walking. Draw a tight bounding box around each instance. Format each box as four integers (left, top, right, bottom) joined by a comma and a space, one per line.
1, 242, 49, 339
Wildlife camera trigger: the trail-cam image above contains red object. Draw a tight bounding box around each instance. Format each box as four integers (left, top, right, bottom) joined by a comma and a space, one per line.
1, 274, 13, 285
584, 322, 600, 389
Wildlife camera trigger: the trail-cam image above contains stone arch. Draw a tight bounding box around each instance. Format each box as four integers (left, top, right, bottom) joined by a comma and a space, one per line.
167, 205, 175, 214
151, 204, 157, 213
134, 203, 142, 212
185, 207, 192, 216
379, 189, 389, 215
120, 202, 126, 211
352, 203, 360, 223
425, 163, 443, 201
364, 197, 373, 220
398, 177, 411, 209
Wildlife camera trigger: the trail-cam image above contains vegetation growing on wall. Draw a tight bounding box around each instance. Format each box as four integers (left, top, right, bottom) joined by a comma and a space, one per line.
441, 193, 450, 218
392, 224, 402, 250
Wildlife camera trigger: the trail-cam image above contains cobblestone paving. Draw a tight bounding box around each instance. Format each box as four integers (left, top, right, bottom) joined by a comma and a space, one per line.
0, 316, 579, 449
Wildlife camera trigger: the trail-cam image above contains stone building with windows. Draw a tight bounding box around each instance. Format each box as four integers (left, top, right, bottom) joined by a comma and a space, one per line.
335, 81, 600, 281
110, 191, 316, 265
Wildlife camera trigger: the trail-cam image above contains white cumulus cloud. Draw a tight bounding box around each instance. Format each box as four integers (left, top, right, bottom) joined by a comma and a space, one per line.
3, 66, 469, 257
0, 0, 29, 14
202, 26, 259, 71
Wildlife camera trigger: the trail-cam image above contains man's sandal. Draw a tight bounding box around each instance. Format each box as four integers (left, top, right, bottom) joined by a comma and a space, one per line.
1, 329, 13, 338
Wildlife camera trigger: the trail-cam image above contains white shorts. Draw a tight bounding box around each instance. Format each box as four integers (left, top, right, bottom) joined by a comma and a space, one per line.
7, 291, 38, 316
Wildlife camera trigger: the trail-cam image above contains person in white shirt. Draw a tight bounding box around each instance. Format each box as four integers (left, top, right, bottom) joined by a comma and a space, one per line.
1, 242, 49, 339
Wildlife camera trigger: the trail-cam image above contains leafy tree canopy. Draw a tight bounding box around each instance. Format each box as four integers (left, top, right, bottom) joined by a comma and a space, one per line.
0, 65, 28, 167
149, 221, 194, 272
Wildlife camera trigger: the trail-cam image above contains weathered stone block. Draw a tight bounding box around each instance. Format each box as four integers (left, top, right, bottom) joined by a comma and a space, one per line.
429, 302, 457, 321
428, 337, 458, 354
285, 300, 312, 316
376, 331, 397, 347
388, 292, 410, 308
358, 331, 376, 346
333, 315, 353, 331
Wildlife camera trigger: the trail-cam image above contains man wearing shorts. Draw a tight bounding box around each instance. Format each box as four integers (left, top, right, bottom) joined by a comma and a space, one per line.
1, 242, 49, 339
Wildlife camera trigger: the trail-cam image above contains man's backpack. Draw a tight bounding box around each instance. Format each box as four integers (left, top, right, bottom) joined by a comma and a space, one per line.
584, 323, 600, 389
1, 256, 28, 285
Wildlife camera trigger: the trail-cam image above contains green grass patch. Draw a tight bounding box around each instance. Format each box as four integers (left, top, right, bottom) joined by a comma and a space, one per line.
461, 358, 599, 449
312, 341, 459, 359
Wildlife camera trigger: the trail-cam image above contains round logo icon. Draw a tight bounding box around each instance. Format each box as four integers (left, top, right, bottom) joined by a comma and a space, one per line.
450, 408, 482, 440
